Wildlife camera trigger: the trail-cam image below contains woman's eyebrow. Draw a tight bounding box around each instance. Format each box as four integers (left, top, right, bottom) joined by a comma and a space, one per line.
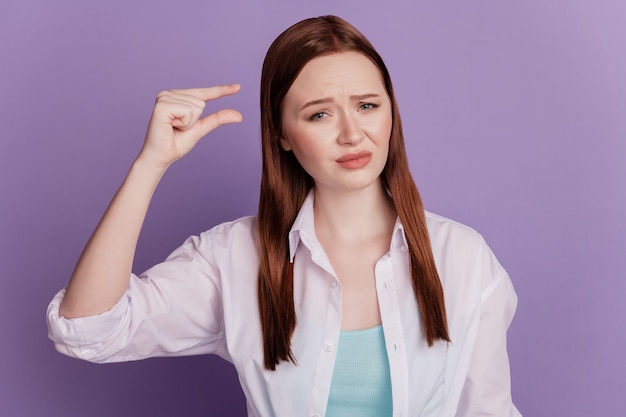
351, 93, 380, 101
300, 97, 333, 111
300, 93, 381, 111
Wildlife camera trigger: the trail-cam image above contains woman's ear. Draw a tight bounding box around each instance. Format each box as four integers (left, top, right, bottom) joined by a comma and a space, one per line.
279, 136, 292, 151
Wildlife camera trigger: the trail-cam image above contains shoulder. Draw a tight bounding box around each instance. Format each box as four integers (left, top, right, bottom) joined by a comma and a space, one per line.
424, 211, 487, 254
201, 215, 257, 237
423, 211, 509, 296
198, 215, 258, 253
163, 216, 260, 281
160, 215, 258, 266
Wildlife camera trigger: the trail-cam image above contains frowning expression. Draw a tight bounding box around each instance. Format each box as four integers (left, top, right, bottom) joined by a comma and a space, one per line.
280, 51, 393, 194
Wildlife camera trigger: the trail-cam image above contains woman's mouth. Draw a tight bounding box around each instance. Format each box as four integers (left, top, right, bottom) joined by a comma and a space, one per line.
336, 151, 373, 169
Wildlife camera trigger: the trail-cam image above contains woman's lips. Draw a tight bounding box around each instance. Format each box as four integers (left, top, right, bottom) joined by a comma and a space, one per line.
336, 151, 373, 169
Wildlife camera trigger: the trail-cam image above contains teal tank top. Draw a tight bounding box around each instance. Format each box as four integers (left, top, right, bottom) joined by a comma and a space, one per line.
325, 325, 393, 417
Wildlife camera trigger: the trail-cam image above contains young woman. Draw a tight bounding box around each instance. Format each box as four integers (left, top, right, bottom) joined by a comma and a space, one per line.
47, 15, 521, 417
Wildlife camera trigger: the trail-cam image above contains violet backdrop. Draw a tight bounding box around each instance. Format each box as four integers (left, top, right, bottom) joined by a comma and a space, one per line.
1, 1, 625, 416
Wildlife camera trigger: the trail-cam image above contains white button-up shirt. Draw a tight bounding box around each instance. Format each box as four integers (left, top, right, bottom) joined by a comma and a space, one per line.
47, 192, 521, 416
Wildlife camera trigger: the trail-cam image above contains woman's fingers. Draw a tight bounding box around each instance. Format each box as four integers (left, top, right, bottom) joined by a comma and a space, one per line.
197, 108, 243, 137
155, 93, 205, 129
141, 85, 242, 168
166, 84, 241, 102
155, 84, 242, 131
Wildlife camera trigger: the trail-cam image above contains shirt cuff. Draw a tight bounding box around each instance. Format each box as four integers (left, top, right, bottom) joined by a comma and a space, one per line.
46, 288, 128, 360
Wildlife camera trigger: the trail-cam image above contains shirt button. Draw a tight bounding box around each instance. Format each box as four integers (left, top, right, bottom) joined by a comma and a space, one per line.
330, 280, 338, 288
324, 344, 334, 352
400, 245, 407, 252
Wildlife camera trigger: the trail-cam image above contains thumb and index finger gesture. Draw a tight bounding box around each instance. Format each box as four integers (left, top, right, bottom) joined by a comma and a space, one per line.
140, 84, 243, 169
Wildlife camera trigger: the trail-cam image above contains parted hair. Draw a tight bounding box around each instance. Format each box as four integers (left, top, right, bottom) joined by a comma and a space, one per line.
257, 15, 449, 370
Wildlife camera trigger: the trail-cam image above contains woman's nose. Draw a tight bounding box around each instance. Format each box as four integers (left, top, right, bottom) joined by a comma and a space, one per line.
337, 112, 364, 145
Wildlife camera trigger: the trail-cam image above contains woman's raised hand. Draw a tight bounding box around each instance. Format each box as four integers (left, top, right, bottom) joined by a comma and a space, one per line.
138, 85, 243, 169
59, 85, 242, 318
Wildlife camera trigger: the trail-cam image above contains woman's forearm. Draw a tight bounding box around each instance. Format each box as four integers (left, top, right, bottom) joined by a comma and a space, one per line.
59, 158, 166, 318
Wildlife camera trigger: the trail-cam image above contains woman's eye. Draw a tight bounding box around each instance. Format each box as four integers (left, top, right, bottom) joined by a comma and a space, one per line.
359, 103, 378, 111
310, 112, 327, 120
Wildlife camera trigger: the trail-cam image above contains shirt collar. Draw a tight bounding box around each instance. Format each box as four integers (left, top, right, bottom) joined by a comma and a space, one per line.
288, 190, 410, 262
392, 217, 409, 251
288, 190, 316, 262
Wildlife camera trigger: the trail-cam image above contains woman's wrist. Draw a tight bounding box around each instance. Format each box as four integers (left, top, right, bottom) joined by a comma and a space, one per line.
130, 154, 170, 185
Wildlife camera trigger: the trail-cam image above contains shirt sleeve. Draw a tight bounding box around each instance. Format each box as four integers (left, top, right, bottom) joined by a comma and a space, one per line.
455, 242, 522, 417
46, 232, 229, 364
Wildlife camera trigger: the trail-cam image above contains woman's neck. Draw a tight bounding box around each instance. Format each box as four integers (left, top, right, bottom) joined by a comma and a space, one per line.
313, 181, 397, 242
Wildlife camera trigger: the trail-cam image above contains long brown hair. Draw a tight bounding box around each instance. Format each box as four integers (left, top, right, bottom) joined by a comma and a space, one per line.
257, 15, 449, 370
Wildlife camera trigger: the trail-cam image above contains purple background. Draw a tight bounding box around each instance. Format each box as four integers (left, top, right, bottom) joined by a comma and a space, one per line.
1, 1, 624, 416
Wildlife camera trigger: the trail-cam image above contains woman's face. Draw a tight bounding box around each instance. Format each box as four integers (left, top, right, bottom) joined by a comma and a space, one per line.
280, 51, 392, 195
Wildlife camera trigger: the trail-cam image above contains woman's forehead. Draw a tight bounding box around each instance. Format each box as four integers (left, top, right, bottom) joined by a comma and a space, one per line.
286, 52, 386, 101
